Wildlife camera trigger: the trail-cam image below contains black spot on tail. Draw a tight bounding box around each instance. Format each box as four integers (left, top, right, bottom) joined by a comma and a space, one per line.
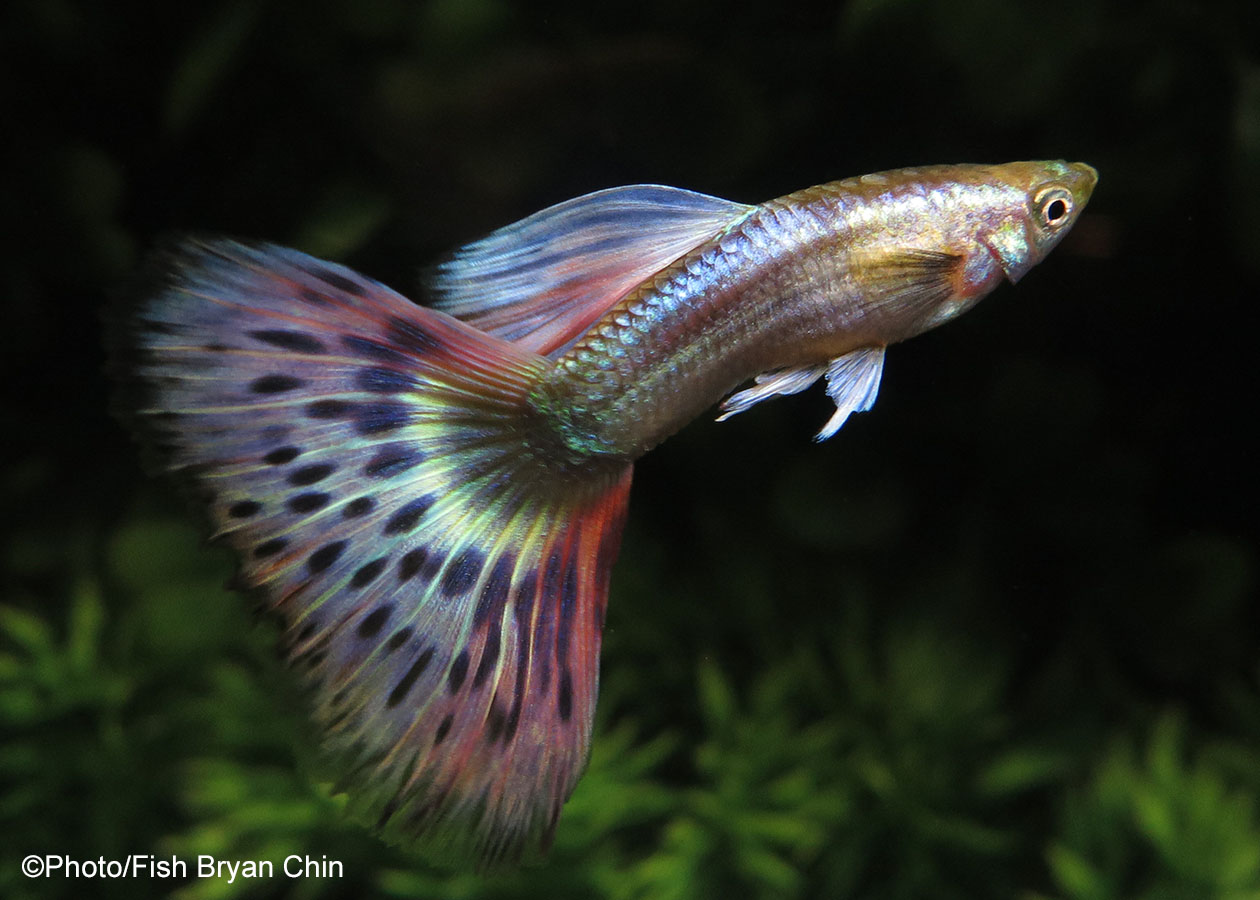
357, 367, 419, 393
308, 540, 347, 574
472, 628, 500, 689
447, 650, 468, 693
249, 330, 327, 353
343, 496, 375, 518
342, 335, 409, 365
364, 445, 422, 478
353, 402, 412, 435
254, 537, 287, 558
228, 500, 261, 518
306, 399, 354, 419
289, 463, 336, 486
356, 603, 391, 638
510, 574, 535, 731
434, 715, 453, 745
287, 492, 330, 513
542, 550, 565, 607
264, 446, 301, 465
534, 601, 555, 696
558, 670, 573, 721
251, 374, 304, 394
442, 549, 485, 598
400, 547, 446, 582
384, 497, 435, 536
398, 548, 428, 582
388, 316, 440, 355
385, 627, 412, 653
424, 552, 444, 579
532, 557, 563, 695
474, 554, 514, 626
471, 559, 511, 689
557, 559, 579, 669
351, 558, 388, 590
387, 648, 434, 708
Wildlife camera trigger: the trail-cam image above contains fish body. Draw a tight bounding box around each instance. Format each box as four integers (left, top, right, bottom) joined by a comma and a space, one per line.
110, 160, 1095, 863
531, 161, 1097, 457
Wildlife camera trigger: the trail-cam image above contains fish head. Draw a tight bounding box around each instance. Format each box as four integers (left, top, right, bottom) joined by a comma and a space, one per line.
976, 160, 1097, 284
863, 160, 1097, 339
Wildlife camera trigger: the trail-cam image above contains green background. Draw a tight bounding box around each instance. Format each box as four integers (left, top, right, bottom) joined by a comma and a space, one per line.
4, 0, 1259, 897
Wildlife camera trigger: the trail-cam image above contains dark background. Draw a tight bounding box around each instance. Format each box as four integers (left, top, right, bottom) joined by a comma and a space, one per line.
3, 0, 1259, 897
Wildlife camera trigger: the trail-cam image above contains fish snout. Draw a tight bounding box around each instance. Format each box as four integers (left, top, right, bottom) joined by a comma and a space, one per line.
1066, 162, 1098, 207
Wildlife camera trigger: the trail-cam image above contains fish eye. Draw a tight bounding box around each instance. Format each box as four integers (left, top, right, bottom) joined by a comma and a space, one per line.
1034, 188, 1074, 229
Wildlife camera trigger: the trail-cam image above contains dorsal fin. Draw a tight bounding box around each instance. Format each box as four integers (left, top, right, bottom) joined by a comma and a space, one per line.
428, 185, 755, 357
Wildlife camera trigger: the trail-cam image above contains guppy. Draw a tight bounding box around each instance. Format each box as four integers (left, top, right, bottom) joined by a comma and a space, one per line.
112, 160, 1096, 863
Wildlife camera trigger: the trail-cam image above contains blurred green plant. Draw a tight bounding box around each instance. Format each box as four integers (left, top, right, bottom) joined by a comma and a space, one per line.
617, 604, 1073, 900
627, 655, 847, 899
0, 579, 135, 853
1046, 714, 1260, 900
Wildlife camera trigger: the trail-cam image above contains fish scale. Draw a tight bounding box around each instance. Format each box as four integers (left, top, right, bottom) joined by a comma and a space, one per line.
112, 161, 1095, 865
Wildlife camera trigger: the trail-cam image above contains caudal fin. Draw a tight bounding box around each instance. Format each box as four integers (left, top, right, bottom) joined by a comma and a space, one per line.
110, 239, 632, 863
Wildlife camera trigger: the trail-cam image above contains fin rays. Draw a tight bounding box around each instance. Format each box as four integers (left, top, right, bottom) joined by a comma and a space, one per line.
717, 346, 887, 441
429, 184, 754, 356
112, 239, 631, 864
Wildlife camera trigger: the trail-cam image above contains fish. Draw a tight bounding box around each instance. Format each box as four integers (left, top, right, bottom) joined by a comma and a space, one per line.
109, 159, 1097, 864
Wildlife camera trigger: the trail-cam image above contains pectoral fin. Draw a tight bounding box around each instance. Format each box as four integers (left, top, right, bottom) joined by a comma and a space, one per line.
858, 248, 963, 319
